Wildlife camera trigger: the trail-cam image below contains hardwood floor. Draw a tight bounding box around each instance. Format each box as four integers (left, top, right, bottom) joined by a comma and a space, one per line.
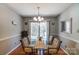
9, 45, 66, 55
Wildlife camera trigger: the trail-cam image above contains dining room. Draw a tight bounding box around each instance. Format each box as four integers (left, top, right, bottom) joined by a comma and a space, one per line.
0, 3, 79, 55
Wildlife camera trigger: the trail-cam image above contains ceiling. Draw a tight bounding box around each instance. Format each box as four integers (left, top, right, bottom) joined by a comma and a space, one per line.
7, 3, 72, 17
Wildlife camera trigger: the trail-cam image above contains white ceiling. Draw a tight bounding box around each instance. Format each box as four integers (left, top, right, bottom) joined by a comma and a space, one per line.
7, 3, 72, 17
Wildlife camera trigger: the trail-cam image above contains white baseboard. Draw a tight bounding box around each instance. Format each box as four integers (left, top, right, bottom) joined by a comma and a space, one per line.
6, 43, 21, 55
60, 47, 69, 55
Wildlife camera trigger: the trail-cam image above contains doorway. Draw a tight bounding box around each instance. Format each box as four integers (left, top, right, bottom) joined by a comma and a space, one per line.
30, 21, 49, 44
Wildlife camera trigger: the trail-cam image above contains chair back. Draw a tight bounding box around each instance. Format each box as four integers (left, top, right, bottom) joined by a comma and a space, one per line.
52, 37, 61, 48
20, 37, 29, 48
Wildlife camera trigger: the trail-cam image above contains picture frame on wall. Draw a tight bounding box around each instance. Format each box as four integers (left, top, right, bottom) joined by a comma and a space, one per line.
61, 18, 72, 34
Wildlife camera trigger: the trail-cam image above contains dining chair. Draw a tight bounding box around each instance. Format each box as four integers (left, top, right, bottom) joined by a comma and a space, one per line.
20, 37, 33, 55
48, 37, 62, 54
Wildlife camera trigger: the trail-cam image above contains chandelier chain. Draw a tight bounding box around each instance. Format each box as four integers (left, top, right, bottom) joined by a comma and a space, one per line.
37, 7, 40, 16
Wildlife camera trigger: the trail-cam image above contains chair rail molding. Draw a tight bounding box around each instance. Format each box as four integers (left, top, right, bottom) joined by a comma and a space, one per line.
59, 34, 79, 43
0, 34, 21, 41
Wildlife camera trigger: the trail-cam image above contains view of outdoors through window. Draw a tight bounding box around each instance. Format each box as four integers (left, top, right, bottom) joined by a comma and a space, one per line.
31, 22, 48, 44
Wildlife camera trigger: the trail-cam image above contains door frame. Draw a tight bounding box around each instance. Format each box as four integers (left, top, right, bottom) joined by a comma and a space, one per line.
29, 21, 49, 44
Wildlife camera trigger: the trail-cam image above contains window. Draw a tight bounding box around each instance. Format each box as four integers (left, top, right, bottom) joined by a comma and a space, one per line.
61, 19, 72, 34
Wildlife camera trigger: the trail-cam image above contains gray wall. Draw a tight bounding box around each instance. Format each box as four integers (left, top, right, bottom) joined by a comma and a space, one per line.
49, 17, 58, 36
23, 17, 58, 36
58, 4, 79, 54
0, 4, 23, 54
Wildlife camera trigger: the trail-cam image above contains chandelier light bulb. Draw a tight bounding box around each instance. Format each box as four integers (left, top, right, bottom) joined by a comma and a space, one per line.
38, 16, 41, 20
33, 17, 37, 21
41, 17, 44, 21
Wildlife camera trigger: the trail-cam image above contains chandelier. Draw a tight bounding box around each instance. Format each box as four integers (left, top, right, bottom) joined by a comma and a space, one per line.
33, 7, 44, 21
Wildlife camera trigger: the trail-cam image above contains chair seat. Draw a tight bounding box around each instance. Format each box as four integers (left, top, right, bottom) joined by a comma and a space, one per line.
48, 45, 58, 48
24, 48, 32, 52
49, 49, 57, 54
